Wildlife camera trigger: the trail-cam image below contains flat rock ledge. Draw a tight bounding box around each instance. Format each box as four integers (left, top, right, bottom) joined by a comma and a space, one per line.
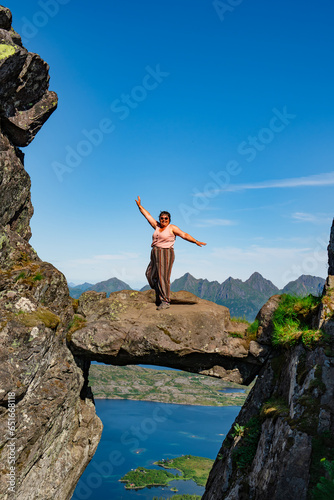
68, 289, 271, 385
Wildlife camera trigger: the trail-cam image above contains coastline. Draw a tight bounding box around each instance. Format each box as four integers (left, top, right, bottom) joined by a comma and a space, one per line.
93, 395, 244, 407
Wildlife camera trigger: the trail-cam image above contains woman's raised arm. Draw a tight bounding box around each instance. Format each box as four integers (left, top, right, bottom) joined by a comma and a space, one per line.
171, 225, 206, 247
135, 196, 157, 229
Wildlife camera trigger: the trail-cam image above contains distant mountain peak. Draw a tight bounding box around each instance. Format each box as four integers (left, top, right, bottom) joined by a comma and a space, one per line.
245, 273, 279, 292
281, 275, 325, 297
247, 271, 263, 279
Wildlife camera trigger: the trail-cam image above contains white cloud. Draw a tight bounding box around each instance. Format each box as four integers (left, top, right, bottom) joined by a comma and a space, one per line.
194, 171, 334, 195
194, 218, 237, 228
292, 212, 333, 224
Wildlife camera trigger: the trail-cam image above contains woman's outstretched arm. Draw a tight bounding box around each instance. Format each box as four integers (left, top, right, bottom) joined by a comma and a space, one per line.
135, 196, 157, 229
171, 225, 206, 247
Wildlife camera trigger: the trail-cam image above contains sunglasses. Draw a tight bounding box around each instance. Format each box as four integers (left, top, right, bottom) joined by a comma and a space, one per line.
160, 217, 169, 221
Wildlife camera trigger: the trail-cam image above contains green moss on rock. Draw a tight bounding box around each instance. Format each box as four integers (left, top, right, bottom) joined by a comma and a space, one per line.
16, 307, 60, 329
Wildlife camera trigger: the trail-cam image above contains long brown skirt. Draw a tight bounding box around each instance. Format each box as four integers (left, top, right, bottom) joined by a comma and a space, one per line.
145, 247, 175, 304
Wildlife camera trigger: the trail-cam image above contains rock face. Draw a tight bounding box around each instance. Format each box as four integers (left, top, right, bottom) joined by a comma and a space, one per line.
329, 218, 334, 276
0, 5, 57, 241
0, 8, 102, 500
0, 229, 103, 500
203, 277, 334, 500
203, 346, 332, 499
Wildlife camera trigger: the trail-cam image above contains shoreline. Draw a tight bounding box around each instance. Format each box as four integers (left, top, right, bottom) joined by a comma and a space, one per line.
119, 479, 170, 490
93, 395, 245, 407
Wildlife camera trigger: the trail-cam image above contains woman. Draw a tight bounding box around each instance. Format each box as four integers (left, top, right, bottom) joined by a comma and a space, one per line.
135, 196, 206, 310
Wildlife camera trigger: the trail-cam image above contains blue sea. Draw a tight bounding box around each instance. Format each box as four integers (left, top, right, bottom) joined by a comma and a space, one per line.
72, 399, 240, 500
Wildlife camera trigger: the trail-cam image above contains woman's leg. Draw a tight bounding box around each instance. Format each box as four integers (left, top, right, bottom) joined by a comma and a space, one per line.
155, 247, 175, 304
145, 249, 160, 305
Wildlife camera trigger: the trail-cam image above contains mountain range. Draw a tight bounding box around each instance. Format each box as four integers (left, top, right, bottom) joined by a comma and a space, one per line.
170, 272, 325, 321
68, 272, 325, 321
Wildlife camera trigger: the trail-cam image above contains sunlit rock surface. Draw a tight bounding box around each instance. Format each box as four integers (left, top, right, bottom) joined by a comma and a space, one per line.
68, 289, 270, 385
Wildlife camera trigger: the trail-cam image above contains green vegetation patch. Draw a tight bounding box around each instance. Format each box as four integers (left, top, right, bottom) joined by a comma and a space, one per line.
121, 455, 213, 490
246, 319, 259, 337
309, 432, 334, 496
312, 458, 334, 499
230, 316, 250, 324
229, 332, 244, 339
232, 416, 262, 469
153, 495, 201, 500
13, 266, 45, 285
231, 423, 245, 437
67, 315, 87, 335
272, 294, 324, 348
260, 397, 289, 422
121, 467, 175, 489
156, 455, 214, 487
153, 496, 201, 500
32, 272, 44, 282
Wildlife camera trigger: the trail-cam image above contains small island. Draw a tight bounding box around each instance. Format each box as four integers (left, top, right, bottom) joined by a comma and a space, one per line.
120, 467, 175, 489
153, 496, 201, 500
120, 454, 213, 490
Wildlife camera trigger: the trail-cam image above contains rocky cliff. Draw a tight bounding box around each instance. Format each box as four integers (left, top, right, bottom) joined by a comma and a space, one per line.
0, 7, 102, 499
202, 220, 334, 500
329, 219, 334, 276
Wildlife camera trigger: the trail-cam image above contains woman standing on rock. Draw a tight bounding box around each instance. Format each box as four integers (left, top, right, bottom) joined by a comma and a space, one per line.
135, 196, 206, 310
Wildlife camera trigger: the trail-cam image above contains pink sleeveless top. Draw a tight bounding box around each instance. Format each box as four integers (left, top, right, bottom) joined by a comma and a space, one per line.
152, 224, 176, 248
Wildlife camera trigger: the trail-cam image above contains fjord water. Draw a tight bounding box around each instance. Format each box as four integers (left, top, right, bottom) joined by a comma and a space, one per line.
72, 399, 240, 500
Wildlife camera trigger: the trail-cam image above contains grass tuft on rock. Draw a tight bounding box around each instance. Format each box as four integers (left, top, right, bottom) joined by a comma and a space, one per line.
260, 397, 289, 421
271, 294, 324, 348
67, 314, 87, 334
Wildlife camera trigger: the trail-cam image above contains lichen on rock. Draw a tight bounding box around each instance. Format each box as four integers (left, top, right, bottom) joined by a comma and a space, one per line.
0, 42, 15, 59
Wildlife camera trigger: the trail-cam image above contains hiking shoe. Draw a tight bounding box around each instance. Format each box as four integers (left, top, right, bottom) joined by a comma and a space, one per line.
156, 301, 170, 310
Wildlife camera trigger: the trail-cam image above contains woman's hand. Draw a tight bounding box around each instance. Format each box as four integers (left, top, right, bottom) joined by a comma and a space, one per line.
136, 197, 157, 229
135, 196, 141, 207
195, 241, 206, 247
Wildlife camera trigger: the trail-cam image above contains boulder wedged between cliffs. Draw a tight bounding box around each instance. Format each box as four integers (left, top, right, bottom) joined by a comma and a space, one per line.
67, 289, 272, 385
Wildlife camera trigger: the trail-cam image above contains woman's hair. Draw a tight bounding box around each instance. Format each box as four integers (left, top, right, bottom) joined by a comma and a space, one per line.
159, 211, 171, 221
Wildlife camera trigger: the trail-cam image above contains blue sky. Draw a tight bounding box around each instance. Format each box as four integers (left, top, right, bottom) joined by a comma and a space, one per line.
5, 0, 334, 288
